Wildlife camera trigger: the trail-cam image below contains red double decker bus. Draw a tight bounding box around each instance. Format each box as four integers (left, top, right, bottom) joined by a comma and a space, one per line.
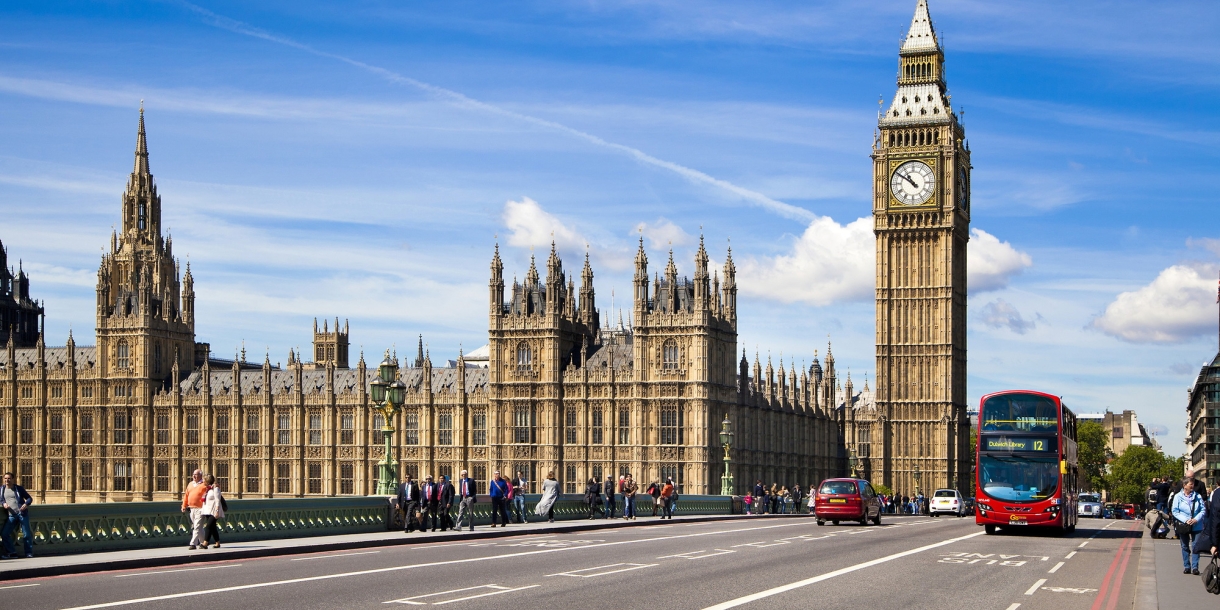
976, 390, 1078, 534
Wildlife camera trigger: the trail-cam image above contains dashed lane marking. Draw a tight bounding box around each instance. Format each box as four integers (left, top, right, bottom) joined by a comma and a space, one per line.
114, 564, 243, 578
1024, 578, 1047, 595
731, 540, 791, 548
1049, 561, 1065, 573
1078, 541, 1089, 548
384, 584, 540, 605
546, 563, 656, 578
1065, 551, 1077, 559
1005, 604, 1020, 610
0, 584, 40, 590
291, 551, 380, 561
658, 549, 735, 560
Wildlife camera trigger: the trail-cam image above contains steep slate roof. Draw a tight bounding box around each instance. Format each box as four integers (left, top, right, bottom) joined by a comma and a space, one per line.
4, 346, 97, 371
900, 0, 939, 53
178, 366, 488, 397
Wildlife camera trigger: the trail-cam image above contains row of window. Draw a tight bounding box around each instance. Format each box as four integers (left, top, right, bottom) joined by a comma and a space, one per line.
1, 405, 685, 446
0, 384, 97, 400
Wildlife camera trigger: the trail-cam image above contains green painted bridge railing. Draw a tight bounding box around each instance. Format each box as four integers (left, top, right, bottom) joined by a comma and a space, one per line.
16, 494, 740, 556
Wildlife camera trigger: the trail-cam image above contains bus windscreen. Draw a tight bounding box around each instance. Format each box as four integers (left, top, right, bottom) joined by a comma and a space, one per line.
980, 393, 1058, 434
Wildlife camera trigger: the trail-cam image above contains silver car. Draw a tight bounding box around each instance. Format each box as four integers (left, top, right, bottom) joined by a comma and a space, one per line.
1078, 492, 1102, 518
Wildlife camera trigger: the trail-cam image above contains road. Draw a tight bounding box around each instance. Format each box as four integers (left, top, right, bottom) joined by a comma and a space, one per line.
1, 515, 1142, 610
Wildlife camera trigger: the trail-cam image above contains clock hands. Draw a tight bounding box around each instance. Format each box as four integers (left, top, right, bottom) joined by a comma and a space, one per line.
900, 172, 920, 189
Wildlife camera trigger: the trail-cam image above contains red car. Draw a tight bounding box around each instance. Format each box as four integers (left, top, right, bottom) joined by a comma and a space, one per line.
814, 478, 883, 526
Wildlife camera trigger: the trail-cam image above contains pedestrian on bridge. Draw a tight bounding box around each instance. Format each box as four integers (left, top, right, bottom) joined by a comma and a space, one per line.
648, 480, 662, 516
512, 471, 529, 524
455, 470, 477, 531
604, 475, 617, 519
200, 474, 225, 549
536, 471, 560, 523
423, 475, 442, 532
585, 478, 603, 519
181, 468, 207, 550
439, 475, 455, 531
397, 474, 422, 533
622, 474, 638, 520
489, 471, 512, 527
0, 472, 33, 559
1172, 477, 1206, 575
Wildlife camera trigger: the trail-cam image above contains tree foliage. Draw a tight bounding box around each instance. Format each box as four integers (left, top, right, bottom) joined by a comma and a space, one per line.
1108, 445, 1183, 504
1076, 421, 1110, 491
873, 483, 893, 496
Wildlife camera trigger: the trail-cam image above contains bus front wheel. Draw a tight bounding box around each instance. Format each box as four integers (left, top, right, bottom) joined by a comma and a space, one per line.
984, 524, 997, 535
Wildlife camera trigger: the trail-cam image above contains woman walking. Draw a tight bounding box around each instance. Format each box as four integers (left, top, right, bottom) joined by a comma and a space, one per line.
1172, 477, 1207, 574
535, 471, 560, 523
584, 478, 602, 519
199, 474, 225, 549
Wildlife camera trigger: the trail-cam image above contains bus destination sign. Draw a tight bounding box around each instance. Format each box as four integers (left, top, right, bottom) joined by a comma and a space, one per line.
984, 436, 1057, 453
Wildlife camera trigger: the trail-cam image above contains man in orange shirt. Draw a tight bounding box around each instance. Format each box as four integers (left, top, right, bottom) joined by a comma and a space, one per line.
181, 469, 207, 549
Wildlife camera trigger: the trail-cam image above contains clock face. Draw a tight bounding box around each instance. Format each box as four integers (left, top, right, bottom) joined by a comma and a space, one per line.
890, 160, 936, 206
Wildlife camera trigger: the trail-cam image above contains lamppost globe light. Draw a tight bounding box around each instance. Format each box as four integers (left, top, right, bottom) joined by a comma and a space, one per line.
388, 379, 407, 406
370, 377, 388, 404
378, 352, 397, 384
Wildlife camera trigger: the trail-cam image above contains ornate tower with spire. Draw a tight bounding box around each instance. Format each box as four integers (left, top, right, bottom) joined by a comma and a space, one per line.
95, 106, 197, 399
0, 238, 45, 348
873, 0, 971, 494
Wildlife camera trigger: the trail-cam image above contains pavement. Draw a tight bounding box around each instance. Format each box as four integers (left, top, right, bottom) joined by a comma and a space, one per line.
0, 513, 1151, 610
1146, 529, 1220, 608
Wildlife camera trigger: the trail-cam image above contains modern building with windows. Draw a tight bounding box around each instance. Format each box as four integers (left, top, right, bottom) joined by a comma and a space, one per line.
1187, 351, 1220, 489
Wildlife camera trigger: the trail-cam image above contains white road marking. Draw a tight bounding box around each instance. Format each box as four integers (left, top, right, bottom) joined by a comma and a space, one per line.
114, 564, 243, 578
0, 584, 40, 590
1005, 604, 1020, 610
60, 520, 816, 609
1064, 551, 1076, 559
701, 530, 985, 610
1078, 541, 1089, 548
1048, 561, 1064, 573
291, 551, 380, 561
731, 540, 791, 548
547, 562, 656, 578
385, 584, 540, 605
658, 549, 735, 560
1040, 586, 1097, 594
1024, 578, 1047, 595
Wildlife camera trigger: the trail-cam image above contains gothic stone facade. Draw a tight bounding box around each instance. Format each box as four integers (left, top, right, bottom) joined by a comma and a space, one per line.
852, 0, 972, 497
0, 110, 849, 503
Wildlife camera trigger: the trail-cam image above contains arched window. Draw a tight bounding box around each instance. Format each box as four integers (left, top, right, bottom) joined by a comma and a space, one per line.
662, 339, 679, 370
116, 340, 130, 370
138, 203, 146, 230
516, 343, 532, 370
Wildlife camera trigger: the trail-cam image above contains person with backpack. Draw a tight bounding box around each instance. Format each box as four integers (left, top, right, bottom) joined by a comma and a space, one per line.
1172, 477, 1207, 575
648, 480, 661, 516
0, 472, 34, 559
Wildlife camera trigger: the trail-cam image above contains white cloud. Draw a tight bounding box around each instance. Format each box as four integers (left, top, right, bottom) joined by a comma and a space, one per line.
502, 197, 585, 252
634, 218, 692, 250
737, 216, 874, 306
1092, 262, 1218, 343
968, 229, 1032, 293
979, 299, 1038, 335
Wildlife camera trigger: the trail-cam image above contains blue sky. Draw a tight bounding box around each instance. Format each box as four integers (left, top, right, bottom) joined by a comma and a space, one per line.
1, 1, 1216, 455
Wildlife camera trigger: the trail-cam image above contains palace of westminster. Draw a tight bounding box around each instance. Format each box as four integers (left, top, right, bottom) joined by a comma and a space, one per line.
0, 0, 971, 503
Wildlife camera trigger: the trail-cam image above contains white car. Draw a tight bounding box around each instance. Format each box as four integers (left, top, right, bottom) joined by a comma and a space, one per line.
1078, 493, 1103, 518
930, 489, 965, 517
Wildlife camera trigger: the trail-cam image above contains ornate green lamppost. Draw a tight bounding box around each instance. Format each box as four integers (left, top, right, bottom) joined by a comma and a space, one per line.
849, 450, 859, 478
719, 414, 735, 496
369, 351, 407, 495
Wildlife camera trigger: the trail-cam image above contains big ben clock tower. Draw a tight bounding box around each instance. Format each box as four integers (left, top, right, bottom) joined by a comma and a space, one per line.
873, 0, 970, 495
